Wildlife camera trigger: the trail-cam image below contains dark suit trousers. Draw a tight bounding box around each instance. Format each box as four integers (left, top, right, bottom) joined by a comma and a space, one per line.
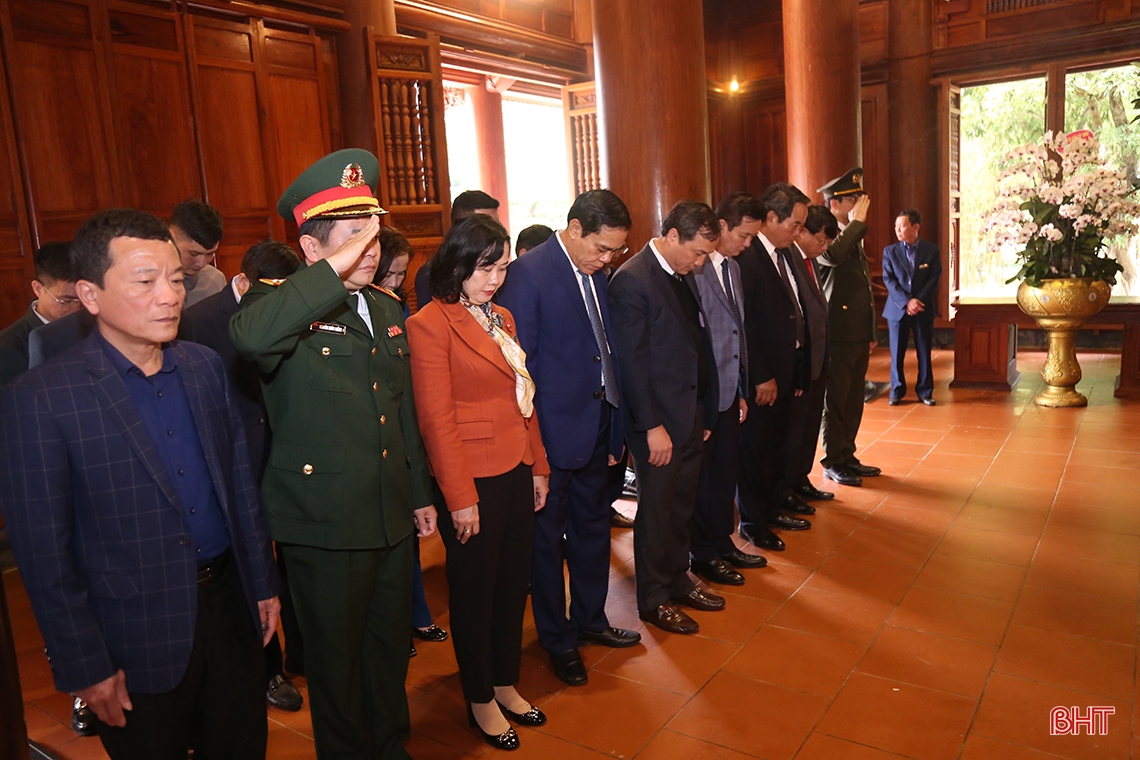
439, 464, 534, 703
739, 389, 794, 530
531, 401, 614, 654
888, 314, 935, 400
821, 341, 870, 469
282, 537, 414, 760
690, 398, 741, 562
630, 405, 703, 611
94, 554, 265, 760
786, 373, 827, 487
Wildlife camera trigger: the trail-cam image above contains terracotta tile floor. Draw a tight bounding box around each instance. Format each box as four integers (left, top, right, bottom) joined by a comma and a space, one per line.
7, 348, 1140, 759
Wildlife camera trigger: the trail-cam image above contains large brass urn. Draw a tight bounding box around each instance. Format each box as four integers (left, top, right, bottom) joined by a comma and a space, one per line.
1016, 278, 1111, 407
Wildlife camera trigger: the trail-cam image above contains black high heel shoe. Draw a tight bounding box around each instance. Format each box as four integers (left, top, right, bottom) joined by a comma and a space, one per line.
497, 700, 547, 727
467, 703, 520, 751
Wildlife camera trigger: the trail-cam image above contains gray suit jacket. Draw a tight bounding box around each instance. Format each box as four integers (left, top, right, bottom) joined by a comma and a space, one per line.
790, 245, 830, 381
694, 255, 746, 411
609, 245, 719, 452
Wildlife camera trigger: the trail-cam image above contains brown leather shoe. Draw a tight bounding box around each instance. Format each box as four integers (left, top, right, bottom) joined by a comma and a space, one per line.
639, 601, 699, 634
673, 586, 726, 611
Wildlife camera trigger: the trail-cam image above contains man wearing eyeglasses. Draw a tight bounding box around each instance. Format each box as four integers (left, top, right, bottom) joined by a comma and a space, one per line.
0, 241, 82, 386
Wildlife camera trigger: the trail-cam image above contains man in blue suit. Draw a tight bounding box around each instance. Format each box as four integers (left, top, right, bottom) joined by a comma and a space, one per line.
497, 190, 641, 685
0, 209, 280, 759
882, 208, 942, 405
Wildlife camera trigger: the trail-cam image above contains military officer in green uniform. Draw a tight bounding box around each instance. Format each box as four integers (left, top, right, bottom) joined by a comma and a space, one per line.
814, 168, 882, 487
231, 149, 436, 759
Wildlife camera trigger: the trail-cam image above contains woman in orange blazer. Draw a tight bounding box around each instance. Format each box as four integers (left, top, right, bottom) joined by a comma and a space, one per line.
407, 215, 550, 752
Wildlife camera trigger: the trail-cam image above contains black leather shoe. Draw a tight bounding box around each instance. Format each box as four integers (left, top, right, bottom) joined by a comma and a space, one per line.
639, 602, 699, 634
782, 494, 816, 515
864, 380, 890, 403
888, 396, 901, 406
921, 397, 936, 406
549, 648, 588, 686
769, 513, 811, 531
690, 558, 745, 586
847, 460, 881, 477
721, 547, 768, 568
267, 674, 304, 712
469, 704, 520, 751
412, 624, 449, 642
577, 626, 641, 648
498, 701, 548, 727
72, 698, 96, 736
410, 642, 417, 657
823, 466, 862, 487
673, 586, 726, 611
739, 524, 785, 551
794, 483, 835, 501
610, 510, 635, 528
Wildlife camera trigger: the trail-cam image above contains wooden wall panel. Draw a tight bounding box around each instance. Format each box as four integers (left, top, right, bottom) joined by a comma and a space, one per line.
268, 77, 329, 201
195, 66, 270, 211
741, 98, 787, 196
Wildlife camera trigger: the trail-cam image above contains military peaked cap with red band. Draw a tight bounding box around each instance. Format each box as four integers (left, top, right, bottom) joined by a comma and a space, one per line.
817, 167, 864, 201
277, 148, 386, 226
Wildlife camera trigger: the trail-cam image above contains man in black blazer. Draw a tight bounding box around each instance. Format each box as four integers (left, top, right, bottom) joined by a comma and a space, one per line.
882, 208, 942, 405
0, 209, 280, 759
610, 200, 723, 636
179, 240, 306, 712
736, 183, 813, 554
0, 242, 81, 386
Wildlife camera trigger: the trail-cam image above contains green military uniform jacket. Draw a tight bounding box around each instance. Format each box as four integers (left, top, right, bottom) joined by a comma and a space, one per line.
230, 259, 433, 550
815, 219, 876, 342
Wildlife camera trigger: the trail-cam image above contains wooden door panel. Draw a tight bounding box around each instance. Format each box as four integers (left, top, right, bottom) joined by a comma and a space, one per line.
267, 75, 329, 202
195, 66, 269, 211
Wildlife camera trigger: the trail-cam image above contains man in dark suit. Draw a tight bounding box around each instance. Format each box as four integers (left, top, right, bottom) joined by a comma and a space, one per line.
0, 242, 81, 386
736, 183, 813, 554
815, 169, 881, 487
883, 208, 942, 405
785, 206, 840, 504
0, 208, 280, 759
179, 240, 306, 712
610, 200, 723, 636
414, 190, 500, 309
231, 149, 436, 760
690, 192, 769, 587
497, 189, 641, 685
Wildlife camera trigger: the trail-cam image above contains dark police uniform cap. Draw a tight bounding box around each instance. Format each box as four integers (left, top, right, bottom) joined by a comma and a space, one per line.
817, 167, 864, 201
277, 148, 386, 226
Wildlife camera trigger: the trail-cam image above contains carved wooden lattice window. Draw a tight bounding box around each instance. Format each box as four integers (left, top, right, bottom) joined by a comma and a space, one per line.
947, 83, 962, 305
563, 82, 601, 196
985, 0, 1067, 12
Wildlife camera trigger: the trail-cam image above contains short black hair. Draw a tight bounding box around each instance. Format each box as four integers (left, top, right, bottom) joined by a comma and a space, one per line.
376, 226, 414, 285
661, 200, 719, 243
170, 199, 223, 249
567, 189, 631, 236
898, 208, 922, 225
714, 192, 765, 232
71, 209, 174, 288
451, 190, 500, 223
240, 241, 301, 281
429, 215, 510, 304
297, 217, 339, 246
759, 182, 811, 222
804, 205, 839, 239
515, 224, 554, 255
33, 241, 74, 284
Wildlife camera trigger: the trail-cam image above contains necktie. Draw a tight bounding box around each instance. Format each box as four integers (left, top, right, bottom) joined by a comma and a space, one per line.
805, 258, 821, 296
721, 259, 748, 396
904, 244, 916, 284
776, 248, 805, 347
580, 272, 619, 407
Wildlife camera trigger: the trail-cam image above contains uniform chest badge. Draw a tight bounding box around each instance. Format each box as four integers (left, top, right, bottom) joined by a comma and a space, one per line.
310, 321, 348, 336
387, 325, 404, 338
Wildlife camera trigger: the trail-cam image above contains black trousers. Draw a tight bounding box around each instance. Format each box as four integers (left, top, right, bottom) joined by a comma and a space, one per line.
739, 386, 794, 531
690, 398, 741, 562
821, 340, 870, 469
439, 463, 535, 703
629, 405, 704, 611
95, 553, 265, 760
785, 373, 827, 487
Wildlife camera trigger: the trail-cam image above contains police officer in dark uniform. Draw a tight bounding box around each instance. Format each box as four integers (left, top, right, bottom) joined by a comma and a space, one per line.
231, 149, 436, 760
814, 168, 882, 487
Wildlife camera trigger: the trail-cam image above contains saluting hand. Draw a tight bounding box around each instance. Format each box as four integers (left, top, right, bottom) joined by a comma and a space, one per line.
850, 194, 871, 223
452, 504, 479, 544
325, 215, 381, 287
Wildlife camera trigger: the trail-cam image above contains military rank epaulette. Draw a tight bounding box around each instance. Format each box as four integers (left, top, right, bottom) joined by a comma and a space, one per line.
259, 278, 287, 287
368, 284, 401, 301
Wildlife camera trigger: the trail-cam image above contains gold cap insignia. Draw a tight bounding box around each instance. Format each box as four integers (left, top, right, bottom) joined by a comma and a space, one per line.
341, 163, 366, 189
852, 173, 863, 185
